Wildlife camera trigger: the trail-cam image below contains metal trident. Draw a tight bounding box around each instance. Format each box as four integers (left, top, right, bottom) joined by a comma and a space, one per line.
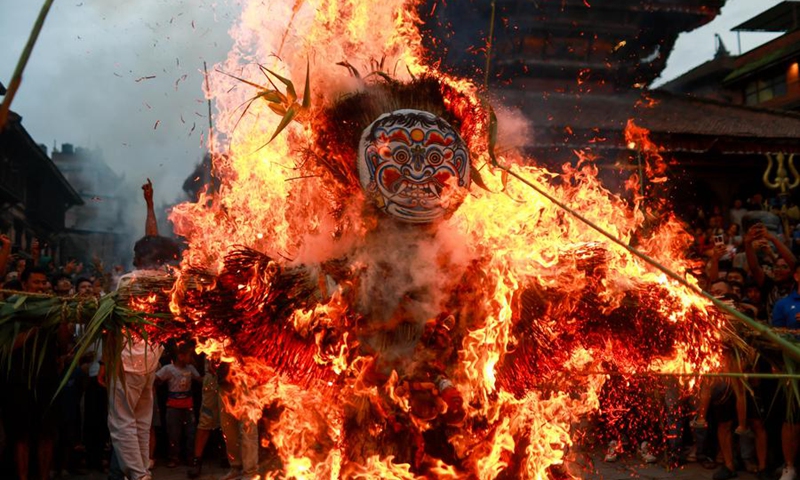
763, 152, 800, 194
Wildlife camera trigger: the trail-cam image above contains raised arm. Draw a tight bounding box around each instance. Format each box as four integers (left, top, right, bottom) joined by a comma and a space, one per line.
766, 225, 796, 269
705, 244, 726, 283
0, 234, 11, 278
143, 179, 159, 236
30, 238, 41, 268
744, 224, 766, 286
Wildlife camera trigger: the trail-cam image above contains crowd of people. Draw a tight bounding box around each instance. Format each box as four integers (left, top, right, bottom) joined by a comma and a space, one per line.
0, 254, 257, 480
1, 184, 799, 480
0, 181, 259, 480
600, 194, 800, 480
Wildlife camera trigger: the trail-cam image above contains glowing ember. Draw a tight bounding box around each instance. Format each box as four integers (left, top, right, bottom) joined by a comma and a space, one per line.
164, 0, 729, 477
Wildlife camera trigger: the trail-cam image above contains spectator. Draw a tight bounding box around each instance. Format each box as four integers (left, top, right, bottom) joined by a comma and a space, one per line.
725, 224, 743, 251
187, 358, 222, 478
726, 268, 747, 286
107, 179, 179, 480
709, 205, 725, 233
771, 264, 800, 480
92, 277, 106, 297
52, 274, 73, 297
792, 224, 800, 258
0, 234, 12, 281
740, 281, 767, 322
75, 277, 94, 297
219, 364, 260, 480
156, 342, 201, 468
749, 194, 765, 211
106, 309, 163, 480
83, 339, 108, 472
3, 267, 70, 480
730, 199, 748, 231
744, 223, 796, 319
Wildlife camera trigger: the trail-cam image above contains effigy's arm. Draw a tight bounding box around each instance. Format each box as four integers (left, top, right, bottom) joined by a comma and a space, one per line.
0, 246, 347, 396
179, 247, 347, 386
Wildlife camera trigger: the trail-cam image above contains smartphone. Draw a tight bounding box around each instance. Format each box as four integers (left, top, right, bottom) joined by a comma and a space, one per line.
714, 234, 725, 246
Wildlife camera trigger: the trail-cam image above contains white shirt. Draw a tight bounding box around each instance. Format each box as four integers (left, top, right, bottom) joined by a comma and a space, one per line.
116, 269, 168, 374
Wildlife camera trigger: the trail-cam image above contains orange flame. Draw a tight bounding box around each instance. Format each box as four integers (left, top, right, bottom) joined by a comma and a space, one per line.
166, 1, 728, 477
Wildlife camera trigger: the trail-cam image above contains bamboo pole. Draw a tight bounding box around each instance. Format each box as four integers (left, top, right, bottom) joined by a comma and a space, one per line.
575, 371, 800, 380
490, 161, 800, 364
483, 0, 497, 90
0, 0, 56, 131
203, 61, 213, 146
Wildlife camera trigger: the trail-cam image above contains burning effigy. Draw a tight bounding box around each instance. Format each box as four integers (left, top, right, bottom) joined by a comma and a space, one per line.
161, 0, 733, 477
5, 1, 800, 479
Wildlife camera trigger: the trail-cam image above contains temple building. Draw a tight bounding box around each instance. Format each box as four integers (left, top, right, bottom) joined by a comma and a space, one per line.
423, 0, 800, 210
51, 143, 134, 269
0, 84, 83, 260
665, 1, 800, 112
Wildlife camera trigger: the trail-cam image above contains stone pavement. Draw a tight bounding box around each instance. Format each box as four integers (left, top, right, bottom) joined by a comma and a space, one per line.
59, 456, 775, 479
63, 462, 230, 480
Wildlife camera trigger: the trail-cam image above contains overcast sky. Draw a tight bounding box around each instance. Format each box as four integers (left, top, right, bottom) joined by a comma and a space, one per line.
0, 0, 785, 209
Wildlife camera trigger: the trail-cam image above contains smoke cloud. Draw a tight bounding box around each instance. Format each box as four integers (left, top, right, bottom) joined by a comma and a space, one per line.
0, 0, 240, 262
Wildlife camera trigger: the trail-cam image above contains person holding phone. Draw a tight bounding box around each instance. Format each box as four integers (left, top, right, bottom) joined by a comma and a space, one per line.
744, 222, 796, 320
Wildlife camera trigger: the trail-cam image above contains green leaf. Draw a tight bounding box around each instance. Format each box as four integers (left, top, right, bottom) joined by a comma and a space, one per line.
301, 58, 311, 110
34, 332, 49, 379
375, 71, 396, 84
262, 104, 300, 148
256, 89, 287, 104
13, 295, 27, 309
7, 321, 20, 375
233, 98, 257, 133
405, 65, 416, 81
487, 105, 499, 167
470, 164, 494, 193
268, 103, 288, 116
336, 61, 361, 79
216, 69, 269, 91
262, 66, 296, 103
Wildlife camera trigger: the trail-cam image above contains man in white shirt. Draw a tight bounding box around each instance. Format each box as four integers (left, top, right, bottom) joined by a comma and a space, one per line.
107, 179, 180, 480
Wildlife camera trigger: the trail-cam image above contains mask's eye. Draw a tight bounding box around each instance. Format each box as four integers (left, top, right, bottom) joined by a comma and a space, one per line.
427, 149, 443, 166
393, 147, 410, 165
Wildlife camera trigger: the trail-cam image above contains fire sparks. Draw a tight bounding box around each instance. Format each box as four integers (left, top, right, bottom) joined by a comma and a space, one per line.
164, 0, 731, 477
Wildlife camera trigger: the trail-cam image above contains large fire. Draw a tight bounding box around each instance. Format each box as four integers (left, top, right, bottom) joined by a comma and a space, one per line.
165, 0, 730, 478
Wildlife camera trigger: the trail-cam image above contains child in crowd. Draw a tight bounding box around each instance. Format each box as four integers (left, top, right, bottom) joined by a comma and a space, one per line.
156, 342, 201, 468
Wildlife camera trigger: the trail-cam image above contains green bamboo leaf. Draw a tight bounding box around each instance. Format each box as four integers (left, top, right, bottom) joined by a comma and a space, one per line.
785, 354, 799, 422
233, 98, 257, 135
405, 65, 416, 81
23, 327, 37, 387
301, 58, 311, 110
13, 295, 27, 309
262, 104, 299, 148
372, 71, 395, 84
268, 103, 288, 117
30, 324, 39, 375
216, 69, 269, 91
256, 89, 286, 104
34, 332, 49, 379
487, 105, 499, 167
336, 61, 361, 79
262, 66, 296, 102
470, 164, 494, 193
7, 321, 20, 375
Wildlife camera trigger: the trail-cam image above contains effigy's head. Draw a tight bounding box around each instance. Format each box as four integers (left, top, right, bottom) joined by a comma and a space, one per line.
314, 77, 482, 224
357, 109, 470, 223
